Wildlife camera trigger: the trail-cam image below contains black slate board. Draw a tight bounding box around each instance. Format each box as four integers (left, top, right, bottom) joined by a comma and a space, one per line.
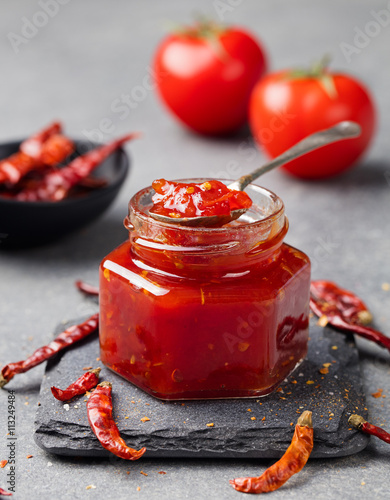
34, 318, 369, 459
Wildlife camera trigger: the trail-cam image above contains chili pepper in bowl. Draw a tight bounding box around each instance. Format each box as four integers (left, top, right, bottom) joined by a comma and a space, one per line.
51, 368, 101, 401
0, 314, 99, 388
310, 280, 390, 353
349, 415, 390, 445
37, 134, 74, 167
19, 121, 61, 159
87, 381, 146, 460
15, 134, 137, 202
230, 411, 313, 493
0, 122, 73, 185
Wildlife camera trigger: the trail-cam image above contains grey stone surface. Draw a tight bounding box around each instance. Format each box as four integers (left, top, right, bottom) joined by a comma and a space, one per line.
1, 0, 390, 498
34, 319, 368, 459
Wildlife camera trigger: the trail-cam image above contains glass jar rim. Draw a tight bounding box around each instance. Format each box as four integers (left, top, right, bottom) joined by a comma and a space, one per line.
128, 179, 285, 234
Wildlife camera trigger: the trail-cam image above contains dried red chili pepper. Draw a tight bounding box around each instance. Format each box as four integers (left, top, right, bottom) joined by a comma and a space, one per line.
349, 414, 390, 445
19, 122, 62, 159
0, 122, 73, 186
87, 381, 146, 460
0, 314, 99, 389
75, 280, 99, 296
15, 134, 137, 202
230, 411, 313, 493
0, 153, 37, 185
310, 280, 390, 352
0, 487, 12, 497
51, 368, 101, 401
38, 134, 74, 166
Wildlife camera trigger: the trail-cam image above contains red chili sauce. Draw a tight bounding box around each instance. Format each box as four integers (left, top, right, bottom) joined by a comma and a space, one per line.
150, 178, 252, 218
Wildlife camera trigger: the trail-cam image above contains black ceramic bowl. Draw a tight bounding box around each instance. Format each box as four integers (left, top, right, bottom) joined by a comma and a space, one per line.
0, 140, 130, 248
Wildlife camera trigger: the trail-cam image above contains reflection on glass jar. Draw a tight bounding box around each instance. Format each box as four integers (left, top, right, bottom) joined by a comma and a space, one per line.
99, 180, 311, 400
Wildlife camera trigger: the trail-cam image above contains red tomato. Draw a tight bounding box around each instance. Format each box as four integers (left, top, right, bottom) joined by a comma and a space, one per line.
154, 22, 267, 135
249, 68, 376, 179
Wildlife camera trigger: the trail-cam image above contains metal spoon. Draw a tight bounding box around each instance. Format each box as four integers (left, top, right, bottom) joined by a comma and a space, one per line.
150, 121, 361, 227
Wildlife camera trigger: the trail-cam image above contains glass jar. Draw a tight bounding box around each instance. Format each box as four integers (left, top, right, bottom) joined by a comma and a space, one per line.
99, 180, 311, 400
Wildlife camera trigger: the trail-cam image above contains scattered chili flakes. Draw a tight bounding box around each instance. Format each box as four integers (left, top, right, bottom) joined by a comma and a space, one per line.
251, 417, 256, 421
319, 367, 329, 375
291, 380, 297, 384
372, 389, 383, 398
171, 368, 183, 383
86, 485, 96, 490
158, 471, 167, 475
137, 487, 141, 492
317, 314, 329, 327
83, 366, 93, 370
276, 387, 283, 393
262, 417, 266, 421
200, 288, 205, 305
96, 357, 100, 361
306, 380, 315, 385
140, 471, 148, 476
238, 342, 250, 352
0, 460, 7, 468
247, 408, 252, 412
331, 346, 338, 350
26, 455, 33, 459
140, 417, 150, 423
206, 423, 214, 427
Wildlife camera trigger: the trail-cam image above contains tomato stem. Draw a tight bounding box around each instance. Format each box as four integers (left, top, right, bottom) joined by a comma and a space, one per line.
286, 54, 337, 99
173, 18, 226, 39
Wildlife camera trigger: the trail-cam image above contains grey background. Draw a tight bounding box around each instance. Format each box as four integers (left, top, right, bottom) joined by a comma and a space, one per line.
0, 0, 390, 498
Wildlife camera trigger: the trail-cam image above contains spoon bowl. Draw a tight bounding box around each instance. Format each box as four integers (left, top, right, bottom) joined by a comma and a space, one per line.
149, 208, 247, 227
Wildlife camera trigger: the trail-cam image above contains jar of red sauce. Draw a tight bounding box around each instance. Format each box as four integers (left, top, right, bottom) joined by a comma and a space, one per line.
99, 180, 311, 400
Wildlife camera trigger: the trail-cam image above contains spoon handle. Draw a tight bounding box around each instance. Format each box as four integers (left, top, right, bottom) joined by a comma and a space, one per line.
229, 121, 361, 192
